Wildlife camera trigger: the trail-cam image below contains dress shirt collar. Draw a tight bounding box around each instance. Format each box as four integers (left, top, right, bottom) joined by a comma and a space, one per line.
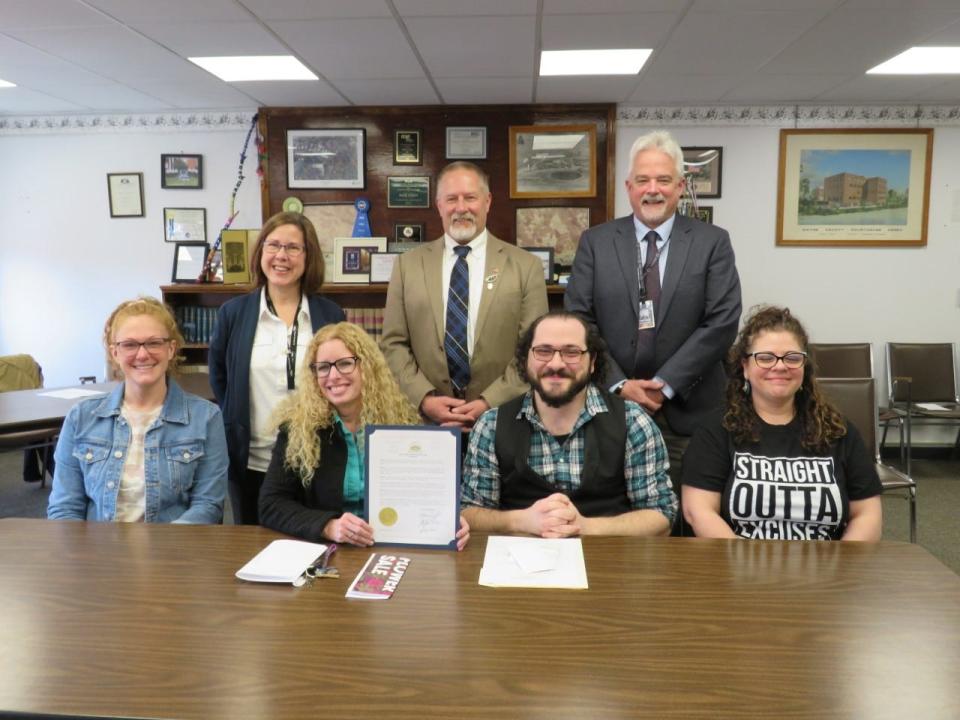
633, 213, 675, 245
258, 287, 310, 323
443, 228, 488, 257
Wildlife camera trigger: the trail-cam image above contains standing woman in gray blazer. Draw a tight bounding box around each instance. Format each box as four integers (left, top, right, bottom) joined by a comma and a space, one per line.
209, 212, 344, 524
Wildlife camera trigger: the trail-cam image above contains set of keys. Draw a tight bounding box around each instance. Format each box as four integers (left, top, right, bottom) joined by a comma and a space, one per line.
293, 544, 339, 587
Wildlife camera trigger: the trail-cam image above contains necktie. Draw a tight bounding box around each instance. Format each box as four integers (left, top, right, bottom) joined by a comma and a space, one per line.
445, 245, 471, 397
634, 231, 661, 378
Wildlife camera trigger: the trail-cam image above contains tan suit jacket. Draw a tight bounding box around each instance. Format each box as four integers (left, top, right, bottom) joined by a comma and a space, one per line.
382, 234, 548, 409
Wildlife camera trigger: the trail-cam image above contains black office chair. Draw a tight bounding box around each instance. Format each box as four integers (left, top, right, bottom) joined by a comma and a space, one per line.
886, 342, 960, 474
809, 342, 905, 467
818, 377, 917, 543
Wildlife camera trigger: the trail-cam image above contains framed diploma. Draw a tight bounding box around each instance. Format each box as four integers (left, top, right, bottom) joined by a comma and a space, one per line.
364, 426, 461, 549
107, 172, 144, 218
446, 126, 487, 159
163, 207, 207, 243
368, 252, 400, 283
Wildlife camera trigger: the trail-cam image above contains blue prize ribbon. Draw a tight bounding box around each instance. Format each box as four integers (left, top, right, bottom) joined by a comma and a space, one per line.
352, 198, 372, 238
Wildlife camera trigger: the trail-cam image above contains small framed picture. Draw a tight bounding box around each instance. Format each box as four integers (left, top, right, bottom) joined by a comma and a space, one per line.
682, 147, 722, 199
107, 172, 144, 218
694, 205, 714, 224
524, 247, 555, 283
287, 128, 365, 189
164, 207, 207, 243
161, 154, 203, 189
221, 229, 251, 284
332, 237, 388, 283
369, 252, 401, 283
387, 176, 431, 208
394, 223, 424, 243
446, 126, 487, 159
171, 242, 209, 283
394, 129, 422, 165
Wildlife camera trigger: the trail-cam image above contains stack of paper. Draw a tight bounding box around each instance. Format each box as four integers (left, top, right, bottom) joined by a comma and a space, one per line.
235, 539, 327, 584
478, 536, 588, 589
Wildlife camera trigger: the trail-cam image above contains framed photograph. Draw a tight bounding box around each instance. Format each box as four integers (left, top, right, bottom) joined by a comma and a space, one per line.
161, 153, 203, 189
303, 203, 356, 270
332, 237, 388, 283
524, 247, 555, 283
777, 128, 933, 247
509, 124, 596, 199
446, 126, 487, 159
682, 147, 722, 199
515, 206, 590, 267
394, 223, 424, 244
387, 176, 431, 208
369, 252, 401, 283
694, 205, 714, 224
394, 130, 422, 165
107, 172, 144, 218
171, 242, 209, 283
221, 229, 251, 284
163, 207, 206, 243
287, 128, 365, 189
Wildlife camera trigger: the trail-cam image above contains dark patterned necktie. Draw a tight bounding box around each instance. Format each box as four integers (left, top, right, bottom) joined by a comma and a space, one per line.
445, 245, 471, 397
635, 230, 661, 378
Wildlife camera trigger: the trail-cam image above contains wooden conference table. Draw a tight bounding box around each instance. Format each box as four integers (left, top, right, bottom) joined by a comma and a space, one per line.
0, 374, 214, 434
0, 519, 958, 720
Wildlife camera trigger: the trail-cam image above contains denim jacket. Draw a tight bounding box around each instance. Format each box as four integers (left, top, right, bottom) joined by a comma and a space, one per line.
48, 379, 228, 524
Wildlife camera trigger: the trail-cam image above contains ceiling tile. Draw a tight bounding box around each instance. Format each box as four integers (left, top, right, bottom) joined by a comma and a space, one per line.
135, 80, 260, 109
406, 16, 536, 78
541, 13, 677, 49
51, 83, 175, 111
536, 76, 638, 102
544, 0, 678, 13
433, 77, 532, 104
395, 0, 537, 15
0, 87, 86, 112
815, 74, 947, 101
721, 73, 854, 102
237, 0, 392, 20
84, 0, 250, 23
231, 80, 347, 107
0, 0, 109, 29
334, 77, 440, 105
627, 74, 742, 103
271, 19, 423, 80
690, 0, 840, 10
130, 21, 287, 56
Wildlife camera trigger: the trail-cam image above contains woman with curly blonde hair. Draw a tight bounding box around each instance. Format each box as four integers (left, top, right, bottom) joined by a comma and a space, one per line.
681, 306, 882, 541
259, 322, 469, 548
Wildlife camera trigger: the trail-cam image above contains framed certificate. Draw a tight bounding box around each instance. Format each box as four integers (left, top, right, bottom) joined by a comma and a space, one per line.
364, 425, 461, 549
446, 126, 487, 159
368, 252, 400, 283
163, 207, 207, 243
107, 172, 144, 218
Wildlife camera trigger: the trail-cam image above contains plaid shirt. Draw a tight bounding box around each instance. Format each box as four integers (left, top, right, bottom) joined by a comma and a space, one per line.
462, 385, 676, 523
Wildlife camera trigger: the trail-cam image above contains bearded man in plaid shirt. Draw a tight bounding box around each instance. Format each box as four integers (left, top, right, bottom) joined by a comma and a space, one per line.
461, 311, 676, 537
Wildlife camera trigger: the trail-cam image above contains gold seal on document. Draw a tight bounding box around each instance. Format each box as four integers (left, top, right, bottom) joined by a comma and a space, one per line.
379, 507, 399, 526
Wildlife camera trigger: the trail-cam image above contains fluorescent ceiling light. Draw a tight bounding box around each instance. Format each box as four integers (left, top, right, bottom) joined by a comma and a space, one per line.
867, 47, 960, 74
540, 49, 651, 76
189, 56, 317, 82
0, 78, 16, 88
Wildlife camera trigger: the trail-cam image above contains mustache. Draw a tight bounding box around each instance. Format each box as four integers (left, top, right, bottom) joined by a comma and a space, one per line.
539, 369, 574, 379
451, 212, 476, 223
642, 194, 665, 203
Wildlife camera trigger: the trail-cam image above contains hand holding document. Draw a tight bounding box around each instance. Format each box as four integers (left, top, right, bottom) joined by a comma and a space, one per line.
478, 536, 588, 589
235, 539, 328, 584
365, 426, 460, 548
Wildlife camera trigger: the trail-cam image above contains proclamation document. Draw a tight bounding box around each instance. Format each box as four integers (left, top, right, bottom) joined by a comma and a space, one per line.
365, 425, 460, 549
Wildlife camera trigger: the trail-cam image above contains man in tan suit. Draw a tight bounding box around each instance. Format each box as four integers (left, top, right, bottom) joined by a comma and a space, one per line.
382, 161, 548, 429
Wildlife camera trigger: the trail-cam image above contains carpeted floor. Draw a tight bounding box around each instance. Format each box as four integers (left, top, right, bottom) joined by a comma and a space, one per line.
1, 448, 956, 573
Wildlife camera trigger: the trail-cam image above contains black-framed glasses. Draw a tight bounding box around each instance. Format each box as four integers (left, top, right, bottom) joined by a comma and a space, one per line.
530, 345, 589, 363
263, 240, 305, 257
746, 351, 807, 369
310, 356, 360, 377
112, 338, 172, 356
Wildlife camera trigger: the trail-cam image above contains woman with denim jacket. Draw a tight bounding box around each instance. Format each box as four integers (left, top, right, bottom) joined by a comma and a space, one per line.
48, 297, 227, 523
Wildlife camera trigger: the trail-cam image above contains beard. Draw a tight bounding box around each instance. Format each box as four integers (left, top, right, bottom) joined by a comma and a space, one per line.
447, 212, 478, 242
531, 368, 591, 408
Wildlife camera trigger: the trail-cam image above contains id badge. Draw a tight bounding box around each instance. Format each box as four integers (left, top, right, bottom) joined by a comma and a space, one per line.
638, 300, 656, 330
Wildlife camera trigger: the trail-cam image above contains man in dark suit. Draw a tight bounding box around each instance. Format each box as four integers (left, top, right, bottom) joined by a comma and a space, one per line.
565, 130, 741, 503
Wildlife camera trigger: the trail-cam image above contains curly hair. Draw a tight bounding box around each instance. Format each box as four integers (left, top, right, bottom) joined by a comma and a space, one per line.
274, 322, 420, 485
103, 296, 185, 380
516, 311, 608, 386
249, 211, 325, 294
723, 305, 846, 453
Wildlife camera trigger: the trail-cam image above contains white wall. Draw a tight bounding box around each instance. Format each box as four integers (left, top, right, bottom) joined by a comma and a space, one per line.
615, 121, 960, 415
0, 116, 262, 386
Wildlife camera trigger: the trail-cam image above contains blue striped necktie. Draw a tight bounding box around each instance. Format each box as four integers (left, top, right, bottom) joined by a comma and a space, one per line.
445, 245, 471, 397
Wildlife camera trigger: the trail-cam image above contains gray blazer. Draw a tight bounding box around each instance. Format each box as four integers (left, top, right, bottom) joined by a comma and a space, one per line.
565, 213, 741, 435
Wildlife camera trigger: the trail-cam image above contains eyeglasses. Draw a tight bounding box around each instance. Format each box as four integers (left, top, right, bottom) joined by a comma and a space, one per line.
112, 338, 172, 356
746, 351, 807, 369
263, 240, 305, 257
530, 345, 589, 363
310, 356, 360, 377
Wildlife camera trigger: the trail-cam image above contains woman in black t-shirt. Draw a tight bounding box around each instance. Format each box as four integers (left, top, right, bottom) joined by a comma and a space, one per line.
682, 306, 882, 541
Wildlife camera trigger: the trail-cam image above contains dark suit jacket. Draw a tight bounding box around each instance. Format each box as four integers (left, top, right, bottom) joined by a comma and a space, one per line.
565, 213, 741, 436
208, 290, 345, 487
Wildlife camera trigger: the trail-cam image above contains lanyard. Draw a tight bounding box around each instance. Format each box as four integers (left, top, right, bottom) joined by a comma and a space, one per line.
265, 290, 302, 391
